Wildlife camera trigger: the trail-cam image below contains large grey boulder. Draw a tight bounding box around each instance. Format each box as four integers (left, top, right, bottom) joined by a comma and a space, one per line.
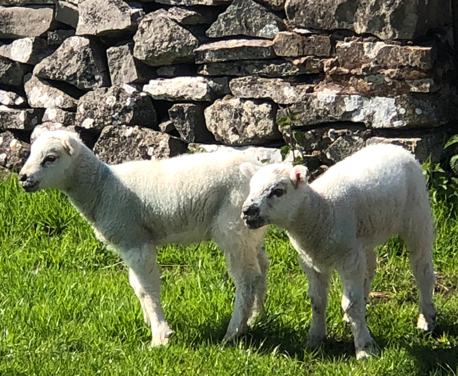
0, 89, 25, 107
0, 56, 29, 87
24, 74, 79, 110
204, 96, 280, 146
195, 39, 275, 63
168, 103, 214, 143
0, 131, 30, 172
76, 0, 144, 37
206, 0, 285, 39
55, 1, 79, 28
272, 32, 332, 57
0, 106, 43, 131
76, 85, 157, 131
107, 43, 154, 85
278, 92, 456, 129
43, 108, 76, 126
333, 40, 434, 72
285, 0, 452, 40
94, 125, 187, 164
0, 37, 51, 65
230, 76, 314, 104
0, 6, 54, 39
34, 36, 110, 90
133, 11, 199, 67
198, 58, 323, 77
143, 77, 229, 101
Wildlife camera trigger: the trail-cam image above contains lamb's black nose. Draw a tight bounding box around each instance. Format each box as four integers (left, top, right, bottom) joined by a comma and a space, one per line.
242, 205, 259, 217
19, 173, 28, 182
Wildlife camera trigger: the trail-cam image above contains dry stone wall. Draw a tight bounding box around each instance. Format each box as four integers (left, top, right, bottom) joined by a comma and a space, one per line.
0, 0, 457, 172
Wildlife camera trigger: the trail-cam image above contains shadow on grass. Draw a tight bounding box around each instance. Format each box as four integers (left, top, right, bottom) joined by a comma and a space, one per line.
406, 315, 458, 374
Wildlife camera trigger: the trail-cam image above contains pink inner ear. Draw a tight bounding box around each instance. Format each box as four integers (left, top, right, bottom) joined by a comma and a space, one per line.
296, 171, 302, 182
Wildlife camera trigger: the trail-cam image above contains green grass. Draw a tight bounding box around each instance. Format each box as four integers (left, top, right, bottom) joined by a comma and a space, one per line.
0, 174, 457, 376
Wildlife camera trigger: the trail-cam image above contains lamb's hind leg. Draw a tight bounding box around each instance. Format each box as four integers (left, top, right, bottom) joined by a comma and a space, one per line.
338, 249, 377, 360
248, 245, 269, 326
121, 244, 173, 347
216, 233, 266, 342
402, 223, 436, 332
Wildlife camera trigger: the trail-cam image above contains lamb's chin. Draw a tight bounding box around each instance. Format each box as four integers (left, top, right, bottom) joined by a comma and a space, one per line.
244, 218, 266, 229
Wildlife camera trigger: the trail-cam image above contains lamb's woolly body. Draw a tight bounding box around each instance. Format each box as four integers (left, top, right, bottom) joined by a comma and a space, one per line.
20, 131, 268, 346
242, 144, 436, 359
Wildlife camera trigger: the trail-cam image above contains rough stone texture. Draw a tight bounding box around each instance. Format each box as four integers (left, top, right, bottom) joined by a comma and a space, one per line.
2, 0, 54, 4
155, 0, 231, 6
144, 76, 229, 101
94, 125, 187, 163
195, 39, 275, 63
47, 29, 75, 46
0, 131, 30, 172
367, 133, 446, 163
133, 11, 199, 67
24, 74, 79, 110
158, 120, 175, 133
0, 56, 29, 87
205, 96, 280, 146
168, 103, 213, 143
43, 108, 76, 126
166, 7, 216, 25
76, 0, 144, 37
107, 44, 154, 85
34, 36, 110, 90
318, 76, 438, 96
0, 37, 51, 65
0, 105, 43, 131
333, 40, 434, 72
278, 92, 457, 129
206, 0, 285, 39
273, 32, 332, 57
76, 85, 157, 131
0, 89, 25, 107
285, 0, 452, 40
230, 76, 314, 104
0, 6, 54, 39
55, 1, 79, 28
198, 58, 323, 77
259, 0, 285, 10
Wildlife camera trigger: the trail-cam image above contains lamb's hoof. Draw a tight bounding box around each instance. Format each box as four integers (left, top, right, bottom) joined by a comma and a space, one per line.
355, 340, 378, 360
417, 313, 435, 332
305, 334, 325, 349
247, 309, 263, 328
343, 313, 350, 324
222, 326, 247, 344
150, 326, 174, 347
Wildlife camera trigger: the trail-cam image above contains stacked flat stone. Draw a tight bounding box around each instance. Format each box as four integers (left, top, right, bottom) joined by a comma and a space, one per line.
0, 0, 456, 171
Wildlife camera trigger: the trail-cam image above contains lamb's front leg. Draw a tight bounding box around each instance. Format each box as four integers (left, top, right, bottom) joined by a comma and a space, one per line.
122, 245, 174, 347
338, 252, 377, 360
299, 259, 330, 348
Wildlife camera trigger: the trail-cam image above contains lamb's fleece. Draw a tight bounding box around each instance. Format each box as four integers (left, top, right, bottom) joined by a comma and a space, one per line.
19, 130, 268, 346
241, 144, 436, 359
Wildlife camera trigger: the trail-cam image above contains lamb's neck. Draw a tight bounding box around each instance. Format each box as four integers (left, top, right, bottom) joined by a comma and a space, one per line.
64, 151, 111, 223
286, 186, 333, 248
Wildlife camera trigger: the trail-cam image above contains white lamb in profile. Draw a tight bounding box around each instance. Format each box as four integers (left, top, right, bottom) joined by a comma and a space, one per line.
19, 130, 268, 347
240, 144, 436, 360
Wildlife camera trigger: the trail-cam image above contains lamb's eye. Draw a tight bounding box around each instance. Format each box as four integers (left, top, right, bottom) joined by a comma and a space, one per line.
42, 155, 57, 165
269, 188, 285, 198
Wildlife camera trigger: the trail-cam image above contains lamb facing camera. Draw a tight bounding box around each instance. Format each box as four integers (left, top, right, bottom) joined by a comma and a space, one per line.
241, 144, 436, 360
19, 130, 268, 347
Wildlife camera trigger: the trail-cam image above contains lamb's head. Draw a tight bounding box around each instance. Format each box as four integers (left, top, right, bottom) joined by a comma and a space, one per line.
241, 162, 308, 229
19, 131, 81, 192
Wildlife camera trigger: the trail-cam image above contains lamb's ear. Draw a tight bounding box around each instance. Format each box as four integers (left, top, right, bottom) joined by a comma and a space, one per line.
289, 165, 308, 189
240, 162, 259, 179
62, 136, 76, 156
